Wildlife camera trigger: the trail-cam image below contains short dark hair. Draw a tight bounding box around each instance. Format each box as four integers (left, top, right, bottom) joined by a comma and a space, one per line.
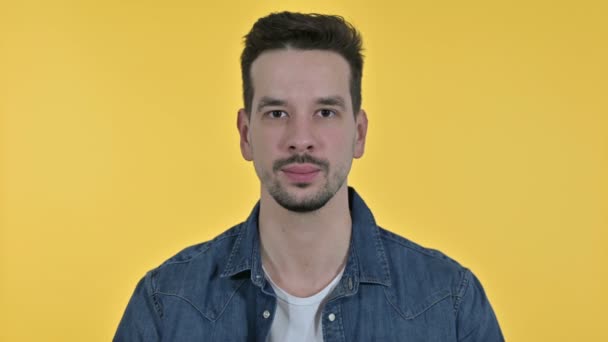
241, 11, 364, 115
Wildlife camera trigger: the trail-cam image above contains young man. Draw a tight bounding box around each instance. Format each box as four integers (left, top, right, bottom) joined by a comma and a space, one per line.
114, 12, 504, 341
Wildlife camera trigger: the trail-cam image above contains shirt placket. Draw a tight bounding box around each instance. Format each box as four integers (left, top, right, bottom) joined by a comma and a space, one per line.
321, 272, 357, 342
255, 277, 278, 341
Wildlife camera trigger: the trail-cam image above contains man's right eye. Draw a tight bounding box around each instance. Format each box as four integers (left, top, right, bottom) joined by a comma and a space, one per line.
266, 110, 288, 118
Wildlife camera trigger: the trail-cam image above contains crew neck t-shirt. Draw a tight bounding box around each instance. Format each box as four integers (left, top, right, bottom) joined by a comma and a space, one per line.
263, 265, 345, 342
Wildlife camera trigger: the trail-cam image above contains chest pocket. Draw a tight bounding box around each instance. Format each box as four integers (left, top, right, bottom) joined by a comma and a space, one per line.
384, 287, 452, 320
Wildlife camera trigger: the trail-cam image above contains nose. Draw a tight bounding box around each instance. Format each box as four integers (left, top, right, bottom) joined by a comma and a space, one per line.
285, 114, 316, 154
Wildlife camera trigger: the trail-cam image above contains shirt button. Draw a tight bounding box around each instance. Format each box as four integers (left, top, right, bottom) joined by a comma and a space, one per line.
328, 313, 336, 322
263, 310, 271, 319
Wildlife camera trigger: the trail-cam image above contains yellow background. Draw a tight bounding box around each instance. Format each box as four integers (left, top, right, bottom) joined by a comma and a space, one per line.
1, 0, 606, 340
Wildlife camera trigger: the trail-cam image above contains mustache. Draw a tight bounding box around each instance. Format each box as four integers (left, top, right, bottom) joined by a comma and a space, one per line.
273, 154, 329, 173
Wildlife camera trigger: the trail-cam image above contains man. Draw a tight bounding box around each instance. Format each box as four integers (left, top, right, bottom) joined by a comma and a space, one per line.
114, 11, 504, 341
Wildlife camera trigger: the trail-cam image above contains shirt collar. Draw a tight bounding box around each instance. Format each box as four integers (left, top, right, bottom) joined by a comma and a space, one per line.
220, 187, 392, 288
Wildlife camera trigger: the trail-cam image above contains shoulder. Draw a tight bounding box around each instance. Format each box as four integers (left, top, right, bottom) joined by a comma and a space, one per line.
127, 223, 250, 322
375, 226, 503, 338
162, 224, 242, 265
146, 223, 244, 295
378, 226, 466, 274
376, 226, 470, 318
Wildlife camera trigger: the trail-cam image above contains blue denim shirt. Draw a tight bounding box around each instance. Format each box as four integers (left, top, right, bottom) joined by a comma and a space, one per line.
114, 187, 504, 341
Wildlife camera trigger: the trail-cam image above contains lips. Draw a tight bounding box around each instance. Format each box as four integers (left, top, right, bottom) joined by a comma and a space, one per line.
281, 164, 321, 183
281, 164, 321, 174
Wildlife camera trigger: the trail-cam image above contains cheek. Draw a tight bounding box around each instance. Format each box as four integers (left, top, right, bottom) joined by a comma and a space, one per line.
251, 130, 278, 167
326, 127, 356, 153
250, 128, 272, 153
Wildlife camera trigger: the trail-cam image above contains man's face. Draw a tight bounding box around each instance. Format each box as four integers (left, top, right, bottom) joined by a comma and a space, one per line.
237, 49, 367, 212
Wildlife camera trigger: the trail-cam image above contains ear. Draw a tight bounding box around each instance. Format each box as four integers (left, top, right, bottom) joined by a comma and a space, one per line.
237, 108, 254, 161
353, 109, 368, 159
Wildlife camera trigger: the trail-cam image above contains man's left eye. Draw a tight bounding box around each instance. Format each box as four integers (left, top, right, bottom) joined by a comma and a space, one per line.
318, 109, 336, 118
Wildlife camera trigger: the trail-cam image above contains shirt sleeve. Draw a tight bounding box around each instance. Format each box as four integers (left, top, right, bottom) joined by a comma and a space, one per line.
455, 269, 505, 342
113, 272, 163, 342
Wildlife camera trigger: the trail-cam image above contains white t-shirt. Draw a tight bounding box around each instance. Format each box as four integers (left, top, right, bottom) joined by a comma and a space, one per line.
263, 265, 345, 342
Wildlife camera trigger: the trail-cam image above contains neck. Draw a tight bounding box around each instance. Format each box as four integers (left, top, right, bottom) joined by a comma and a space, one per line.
258, 183, 352, 296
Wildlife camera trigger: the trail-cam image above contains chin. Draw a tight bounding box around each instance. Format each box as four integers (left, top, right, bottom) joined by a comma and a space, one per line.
292, 182, 315, 189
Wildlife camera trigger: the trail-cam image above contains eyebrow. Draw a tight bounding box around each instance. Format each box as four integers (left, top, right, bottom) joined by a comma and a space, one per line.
256, 95, 347, 112
256, 97, 287, 113
316, 96, 346, 110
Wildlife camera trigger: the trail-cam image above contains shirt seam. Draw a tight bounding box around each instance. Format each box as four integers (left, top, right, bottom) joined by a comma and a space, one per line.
158, 228, 242, 268
378, 228, 460, 265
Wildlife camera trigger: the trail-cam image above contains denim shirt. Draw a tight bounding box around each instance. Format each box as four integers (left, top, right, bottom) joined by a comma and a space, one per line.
114, 187, 504, 341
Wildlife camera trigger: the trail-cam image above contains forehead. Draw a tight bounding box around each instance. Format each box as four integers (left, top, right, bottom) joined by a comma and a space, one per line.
250, 49, 351, 104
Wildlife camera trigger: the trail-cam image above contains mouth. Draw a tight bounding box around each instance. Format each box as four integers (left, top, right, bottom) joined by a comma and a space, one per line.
280, 164, 322, 183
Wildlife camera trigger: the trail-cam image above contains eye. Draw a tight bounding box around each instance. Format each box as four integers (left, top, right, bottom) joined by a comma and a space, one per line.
317, 109, 336, 118
266, 110, 288, 119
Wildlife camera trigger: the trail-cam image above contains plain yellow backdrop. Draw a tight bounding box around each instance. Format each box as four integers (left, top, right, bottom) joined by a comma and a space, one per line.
1, 0, 606, 340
